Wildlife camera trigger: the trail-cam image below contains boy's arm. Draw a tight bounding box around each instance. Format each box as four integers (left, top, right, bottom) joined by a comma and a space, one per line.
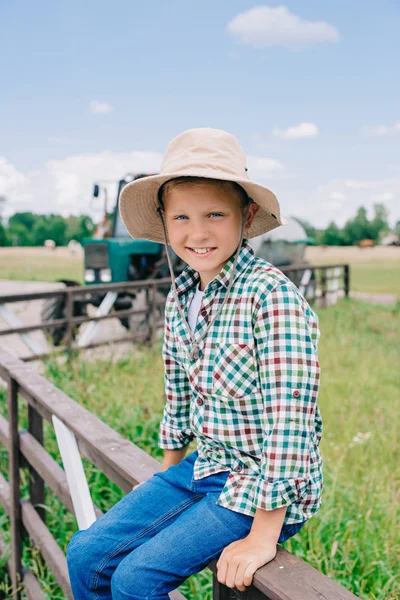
251, 282, 320, 518
216, 284, 320, 590
158, 301, 195, 456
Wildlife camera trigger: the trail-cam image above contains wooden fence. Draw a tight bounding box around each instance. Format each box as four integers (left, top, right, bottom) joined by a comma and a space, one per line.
0, 264, 350, 363
0, 348, 358, 599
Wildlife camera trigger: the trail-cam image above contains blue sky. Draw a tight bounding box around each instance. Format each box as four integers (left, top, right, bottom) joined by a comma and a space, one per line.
1, 0, 399, 228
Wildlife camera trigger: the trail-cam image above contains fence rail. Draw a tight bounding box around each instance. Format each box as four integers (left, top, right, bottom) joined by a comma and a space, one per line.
0, 348, 358, 599
0, 264, 349, 362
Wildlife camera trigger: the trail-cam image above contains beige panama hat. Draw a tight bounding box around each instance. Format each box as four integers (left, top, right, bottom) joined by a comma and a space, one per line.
119, 127, 285, 243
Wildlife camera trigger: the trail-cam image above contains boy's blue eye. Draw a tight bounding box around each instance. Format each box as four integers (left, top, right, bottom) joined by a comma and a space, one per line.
209, 212, 224, 218
174, 215, 188, 220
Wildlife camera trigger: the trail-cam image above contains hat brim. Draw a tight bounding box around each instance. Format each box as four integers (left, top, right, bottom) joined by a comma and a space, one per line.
119, 170, 286, 243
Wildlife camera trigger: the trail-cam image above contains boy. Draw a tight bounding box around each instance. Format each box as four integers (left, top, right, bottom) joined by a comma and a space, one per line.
67, 128, 322, 598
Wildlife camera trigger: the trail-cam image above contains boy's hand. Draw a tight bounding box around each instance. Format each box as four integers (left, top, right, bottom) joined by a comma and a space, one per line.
216, 534, 277, 592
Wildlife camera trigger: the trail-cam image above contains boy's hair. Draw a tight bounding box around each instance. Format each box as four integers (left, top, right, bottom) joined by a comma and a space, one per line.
158, 176, 251, 210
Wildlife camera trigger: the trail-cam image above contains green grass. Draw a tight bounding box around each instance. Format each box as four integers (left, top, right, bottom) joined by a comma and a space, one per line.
350, 261, 400, 296
0, 254, 83, 284
0, 299, 400, 599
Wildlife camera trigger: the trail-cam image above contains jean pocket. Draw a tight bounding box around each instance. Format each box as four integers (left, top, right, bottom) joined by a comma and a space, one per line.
190, 470, 230, 493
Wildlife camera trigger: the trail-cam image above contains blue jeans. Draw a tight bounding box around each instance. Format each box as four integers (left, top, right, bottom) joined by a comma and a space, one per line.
67, 450, 306, 599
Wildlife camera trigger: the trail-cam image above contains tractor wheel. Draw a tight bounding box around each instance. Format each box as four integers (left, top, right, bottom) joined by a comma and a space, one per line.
40, 280, 87, 346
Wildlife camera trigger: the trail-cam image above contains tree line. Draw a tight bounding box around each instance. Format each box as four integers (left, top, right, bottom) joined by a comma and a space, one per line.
0, 212, 96, 247
0, 203, 398, 247
295, 203, 399, 246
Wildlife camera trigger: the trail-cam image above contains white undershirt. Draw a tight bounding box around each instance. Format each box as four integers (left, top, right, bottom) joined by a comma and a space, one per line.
188, 283, 205, 332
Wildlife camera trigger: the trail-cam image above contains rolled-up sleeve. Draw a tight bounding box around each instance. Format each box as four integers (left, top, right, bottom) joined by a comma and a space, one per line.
253, 283, 321, 511
158, 309, 195, 450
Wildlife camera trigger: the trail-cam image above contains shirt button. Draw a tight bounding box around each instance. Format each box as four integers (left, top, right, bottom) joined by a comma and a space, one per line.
293, 389, 300, 398
196, 398, 203, 406
235, 465, 242, 473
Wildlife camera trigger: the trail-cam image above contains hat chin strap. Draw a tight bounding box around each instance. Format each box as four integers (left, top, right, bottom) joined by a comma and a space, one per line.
156, 202, 251, 361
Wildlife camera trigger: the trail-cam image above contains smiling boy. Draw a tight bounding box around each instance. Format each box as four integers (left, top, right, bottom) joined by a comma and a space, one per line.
67, 128, 322, 598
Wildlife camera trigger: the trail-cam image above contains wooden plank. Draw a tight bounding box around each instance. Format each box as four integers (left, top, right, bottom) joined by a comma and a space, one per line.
0, 349, 358, 600
21, 500, 73, 600
0, 473, 72, 599
208, 549, 358, 600
0, 349, 159, 493
22, 569, 47, 600
0, 276, 172, 304
7, 377, 22, 600
0, 521, 47, 600
0, 413, 103, 519
28, 405, 46, 523
169, 590, 189, 600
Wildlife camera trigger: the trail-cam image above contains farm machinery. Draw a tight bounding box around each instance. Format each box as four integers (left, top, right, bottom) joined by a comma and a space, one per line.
41, 174, 185, 345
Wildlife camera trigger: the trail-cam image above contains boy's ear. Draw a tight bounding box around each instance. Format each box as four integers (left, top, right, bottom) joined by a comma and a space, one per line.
245, 202, 259, 231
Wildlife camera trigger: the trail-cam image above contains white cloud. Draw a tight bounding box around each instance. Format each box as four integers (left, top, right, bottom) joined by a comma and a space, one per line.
1, 151, 163, 220
247, 155, 286, 180
1, 151, 288, 220
371, 192, 394, 202
0, 158, 31, 209
361, 122, 400, 136
330, 192, 346, 201
90, 100, 113, 114
312, 177, 399, 227
344, 179, 376, 190
272, 122, 319, 140
227, 5, 339, 48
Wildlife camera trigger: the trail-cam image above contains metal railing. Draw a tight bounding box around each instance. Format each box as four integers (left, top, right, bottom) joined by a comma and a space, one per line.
0, 348, 357, 599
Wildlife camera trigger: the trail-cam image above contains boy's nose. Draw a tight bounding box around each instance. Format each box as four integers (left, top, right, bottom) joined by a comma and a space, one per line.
188, 229, 210, 243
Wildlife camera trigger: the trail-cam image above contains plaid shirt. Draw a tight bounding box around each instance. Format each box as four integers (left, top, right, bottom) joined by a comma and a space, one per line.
158, 240, 323, 525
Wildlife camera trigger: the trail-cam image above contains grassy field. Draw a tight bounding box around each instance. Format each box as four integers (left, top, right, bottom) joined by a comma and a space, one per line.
0, 247, 84, 284
0, 246, 399, 297
306, 246, 400, 297
0, 298, 399, 599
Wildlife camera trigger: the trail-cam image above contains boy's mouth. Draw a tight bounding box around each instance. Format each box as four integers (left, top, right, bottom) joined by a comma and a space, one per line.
186, 247, 216, 257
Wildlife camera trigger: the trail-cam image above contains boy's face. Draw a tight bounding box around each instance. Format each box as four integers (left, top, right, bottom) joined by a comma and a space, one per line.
163, 182, 258, 290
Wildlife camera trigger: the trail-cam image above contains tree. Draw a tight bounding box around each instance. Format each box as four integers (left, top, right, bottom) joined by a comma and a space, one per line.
369, 203, 390, 241
342, 206, 371, 245
320, 222, 343, 246
7, 222, 33, 246
65, 215, 95, 243
0, 219, 8, 246
8, 212, 36, 232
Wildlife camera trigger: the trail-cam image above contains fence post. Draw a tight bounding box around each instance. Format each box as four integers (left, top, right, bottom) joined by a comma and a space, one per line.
65, 289, 73, 356
344, 264, 350, 297
320, 268, 327, 308
7, 377, 23, 599
28, 405, 46, 523
213, 577, 242, 599
150, 284, 157, 346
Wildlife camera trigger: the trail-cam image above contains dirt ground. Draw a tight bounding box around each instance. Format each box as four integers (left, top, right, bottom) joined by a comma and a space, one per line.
0, 279, 139, 369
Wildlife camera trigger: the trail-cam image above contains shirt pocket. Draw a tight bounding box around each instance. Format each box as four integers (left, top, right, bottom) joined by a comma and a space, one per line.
212, 343, 260, 399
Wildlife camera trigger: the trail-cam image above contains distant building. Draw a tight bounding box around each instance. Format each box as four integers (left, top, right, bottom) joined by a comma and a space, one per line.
248, 218, 312, 267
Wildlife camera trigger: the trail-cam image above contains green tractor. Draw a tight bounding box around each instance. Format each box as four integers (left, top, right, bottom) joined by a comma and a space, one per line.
41, 174, 184, 345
